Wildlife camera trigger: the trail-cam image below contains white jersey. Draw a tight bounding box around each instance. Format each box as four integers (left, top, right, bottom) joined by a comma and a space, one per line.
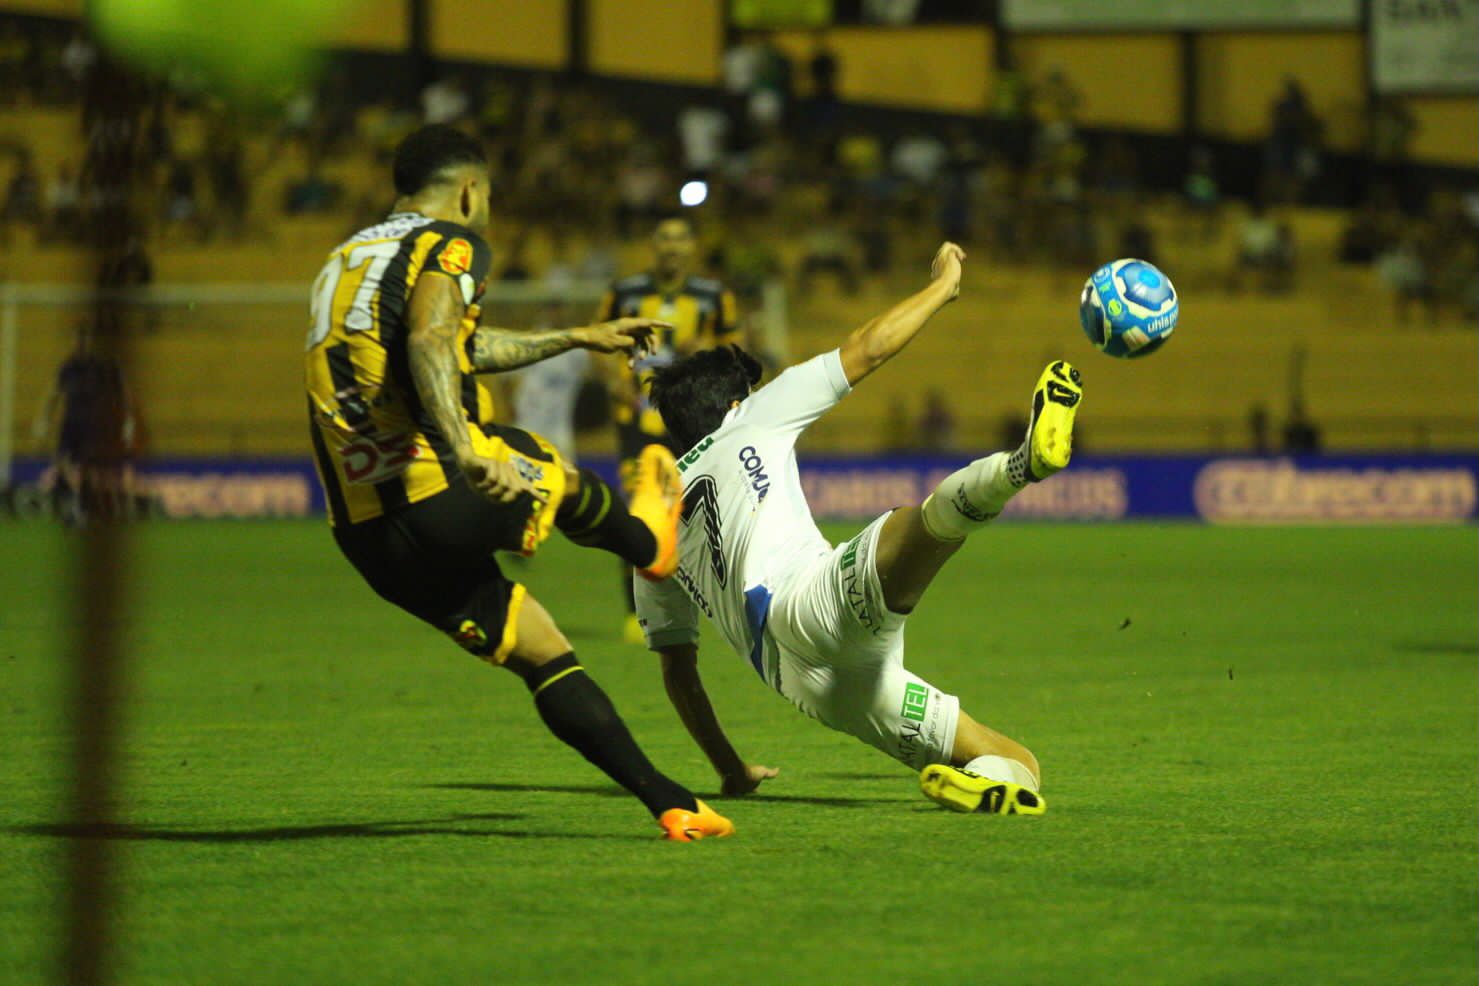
636, 348, 963, 770
511, 348, 588, 462
636, 349, 851, 677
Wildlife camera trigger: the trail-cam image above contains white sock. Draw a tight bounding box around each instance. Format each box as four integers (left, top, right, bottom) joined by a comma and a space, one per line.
964, 754, 1039, 792
919, 449, 1029, 542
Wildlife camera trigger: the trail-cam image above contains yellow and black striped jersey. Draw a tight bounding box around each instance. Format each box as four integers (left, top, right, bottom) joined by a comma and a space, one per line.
600, 273, 739, 436
305, 212, 495, 527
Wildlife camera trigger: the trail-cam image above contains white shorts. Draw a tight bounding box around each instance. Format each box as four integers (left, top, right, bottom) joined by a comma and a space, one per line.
765, 512, 961, 770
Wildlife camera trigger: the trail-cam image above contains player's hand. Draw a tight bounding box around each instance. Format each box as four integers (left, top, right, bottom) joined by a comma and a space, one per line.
577, 318, 670, 358
930, 241, 966, 301
459, 454, 536, 504
719, 763, 780, 797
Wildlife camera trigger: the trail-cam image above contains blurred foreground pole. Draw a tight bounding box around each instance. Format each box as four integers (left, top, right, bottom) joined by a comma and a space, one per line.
64, 51, 144, 986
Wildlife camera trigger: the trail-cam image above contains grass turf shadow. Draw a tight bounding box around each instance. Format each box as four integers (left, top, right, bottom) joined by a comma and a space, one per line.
429, 781, 913, 808
10, 812, 652, 843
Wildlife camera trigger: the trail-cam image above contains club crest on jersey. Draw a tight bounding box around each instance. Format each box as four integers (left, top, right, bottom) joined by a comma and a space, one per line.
439, 238, 473, 276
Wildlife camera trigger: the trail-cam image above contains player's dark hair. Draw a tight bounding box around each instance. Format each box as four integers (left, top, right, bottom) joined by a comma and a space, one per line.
648, 345, 763, 452
392, 125, 486, 197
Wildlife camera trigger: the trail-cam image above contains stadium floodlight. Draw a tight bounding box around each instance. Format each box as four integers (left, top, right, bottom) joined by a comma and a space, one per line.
679, 181, 708, 207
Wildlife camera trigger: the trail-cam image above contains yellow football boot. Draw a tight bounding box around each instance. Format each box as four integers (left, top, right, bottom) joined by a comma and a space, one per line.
920, 764, 1046, 815
658, 799, 736, 841
1026, 360, 1083, 481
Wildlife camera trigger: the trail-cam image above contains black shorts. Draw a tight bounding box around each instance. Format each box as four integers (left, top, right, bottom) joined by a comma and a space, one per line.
332, 472, 541, 664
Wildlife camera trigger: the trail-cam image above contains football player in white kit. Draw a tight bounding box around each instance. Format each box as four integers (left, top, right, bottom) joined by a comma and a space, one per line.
635, 243, 1084, 814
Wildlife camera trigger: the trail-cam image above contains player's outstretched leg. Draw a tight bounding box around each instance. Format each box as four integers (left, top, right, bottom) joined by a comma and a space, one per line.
873, 361, 1084, 615
503, 593, 733, 840
555, 444, 682, 582
921, 359, 1082, 541
919, 710, 1045, 815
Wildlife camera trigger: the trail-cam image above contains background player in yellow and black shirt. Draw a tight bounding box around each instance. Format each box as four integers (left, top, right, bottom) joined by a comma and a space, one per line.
306, 125, 732, 840
597, 215, 740, 642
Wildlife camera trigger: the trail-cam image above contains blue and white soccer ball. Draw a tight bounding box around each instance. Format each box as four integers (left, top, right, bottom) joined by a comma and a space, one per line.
1079, 258, 1178, 359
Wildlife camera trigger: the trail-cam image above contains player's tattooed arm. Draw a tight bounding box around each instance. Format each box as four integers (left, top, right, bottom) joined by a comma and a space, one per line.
658, 644, 779, 796
470, 317, 669, 373
407, 275, 532, 503
470, 328, 583, 372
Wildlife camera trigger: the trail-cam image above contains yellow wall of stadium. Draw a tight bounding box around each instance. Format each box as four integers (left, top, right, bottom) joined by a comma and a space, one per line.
771, 27, 993, 113
326, 0, 407, 51
1196, 32, 1365, 150
588, 0, 722, 83
431, 0, 566, 68
1405, 96, 1479, 168
1011, 33, 1181, 132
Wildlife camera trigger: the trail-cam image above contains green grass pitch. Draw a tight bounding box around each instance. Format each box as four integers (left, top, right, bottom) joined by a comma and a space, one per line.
2, 520, 1475, 984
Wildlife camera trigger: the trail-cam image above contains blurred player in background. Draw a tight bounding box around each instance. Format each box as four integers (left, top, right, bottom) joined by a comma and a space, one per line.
32, 320, 142, 523
639, 243, 1083, 815
506, 302, 590, 464
305, 125, 732, 840
598, 215, 740, 643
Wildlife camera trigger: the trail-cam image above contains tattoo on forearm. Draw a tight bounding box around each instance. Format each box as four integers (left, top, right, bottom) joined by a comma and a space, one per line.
408, 290, 474, 459
471, 328, 578, 372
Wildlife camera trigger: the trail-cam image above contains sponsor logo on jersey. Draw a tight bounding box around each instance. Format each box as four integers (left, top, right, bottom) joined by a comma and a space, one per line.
738, 445, 770, 501
901, 682, 930, 723
677, 436, 714, 474
438, 238, 474, 276
675, 565, 715, 619
340, 432, 421, 486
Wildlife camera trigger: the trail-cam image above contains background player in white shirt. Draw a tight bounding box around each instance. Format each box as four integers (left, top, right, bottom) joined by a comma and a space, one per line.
510, 347, 589, 464
636, 243, 1085, 814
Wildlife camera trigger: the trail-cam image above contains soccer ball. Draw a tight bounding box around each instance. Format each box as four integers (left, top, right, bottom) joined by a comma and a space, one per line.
1079, 259, 1177, 359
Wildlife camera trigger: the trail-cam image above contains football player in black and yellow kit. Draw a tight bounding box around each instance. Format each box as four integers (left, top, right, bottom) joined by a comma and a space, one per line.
597, 216, 740, 642
306, 125, 732, 841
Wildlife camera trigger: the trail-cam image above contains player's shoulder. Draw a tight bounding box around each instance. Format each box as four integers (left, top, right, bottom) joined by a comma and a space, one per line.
611, 272, 655, 295
684, 275, 727, 298
340, 212, 436, 249
421, 219, 491, 252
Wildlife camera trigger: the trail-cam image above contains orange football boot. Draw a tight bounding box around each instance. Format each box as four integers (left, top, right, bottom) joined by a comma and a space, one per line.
658, 799, 735, 842
630, 443, 684, 582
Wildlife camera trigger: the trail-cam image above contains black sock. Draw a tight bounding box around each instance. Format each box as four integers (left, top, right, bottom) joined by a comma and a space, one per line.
520, 653, 697, 817
556, 468, 658, 568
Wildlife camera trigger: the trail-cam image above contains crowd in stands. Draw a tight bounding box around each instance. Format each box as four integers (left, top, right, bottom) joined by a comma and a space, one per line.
1, 16, 1475, 327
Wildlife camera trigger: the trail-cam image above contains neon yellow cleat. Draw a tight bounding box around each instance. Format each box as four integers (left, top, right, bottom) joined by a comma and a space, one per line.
1026, 361, 1083, 481
919, 764, 1047, 815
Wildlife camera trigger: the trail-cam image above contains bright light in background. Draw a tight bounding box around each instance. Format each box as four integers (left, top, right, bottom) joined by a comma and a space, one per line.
679, 181, 708, 207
